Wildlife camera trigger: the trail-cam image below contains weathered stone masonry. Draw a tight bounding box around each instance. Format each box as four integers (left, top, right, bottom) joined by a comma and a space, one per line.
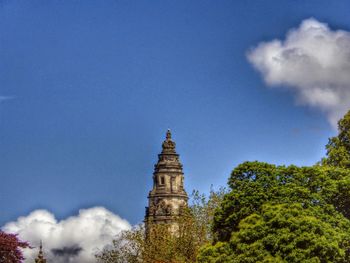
144, 130, 188, 230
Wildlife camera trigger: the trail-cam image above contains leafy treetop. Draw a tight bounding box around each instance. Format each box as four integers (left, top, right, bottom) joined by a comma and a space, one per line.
198, 161, 350, 263
325, 110, 350, 168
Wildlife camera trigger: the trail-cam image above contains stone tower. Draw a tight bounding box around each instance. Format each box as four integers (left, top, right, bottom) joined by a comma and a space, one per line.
34, 241, 47, 263
145, 130, 188, 229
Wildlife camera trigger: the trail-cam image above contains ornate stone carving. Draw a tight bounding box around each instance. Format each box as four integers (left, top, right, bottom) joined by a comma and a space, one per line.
166, 204, 173, 215
156, 200, 167, 215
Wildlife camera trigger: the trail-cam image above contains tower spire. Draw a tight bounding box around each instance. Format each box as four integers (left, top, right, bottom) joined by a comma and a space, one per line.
166, 129, 171, 140
34, 241, 47, 263
161, 129, 176, 154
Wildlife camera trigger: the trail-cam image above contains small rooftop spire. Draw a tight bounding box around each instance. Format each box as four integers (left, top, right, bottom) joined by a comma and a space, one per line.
35, 240, 47, 263
162, 129, 176, 153
166, 129, 171, 140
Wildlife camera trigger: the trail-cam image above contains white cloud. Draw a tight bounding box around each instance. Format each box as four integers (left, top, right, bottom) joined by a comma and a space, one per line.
2, 207, 131, 263
247, 18, 350, 128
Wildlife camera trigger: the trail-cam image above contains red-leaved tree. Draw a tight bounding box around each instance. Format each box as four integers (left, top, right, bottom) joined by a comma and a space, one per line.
0, 230, 30, 263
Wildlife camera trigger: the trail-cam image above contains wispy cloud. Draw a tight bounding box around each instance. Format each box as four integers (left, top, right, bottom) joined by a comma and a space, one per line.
2, 207, 131, 263
0, 95, 15, 103
247, 18, 350, 128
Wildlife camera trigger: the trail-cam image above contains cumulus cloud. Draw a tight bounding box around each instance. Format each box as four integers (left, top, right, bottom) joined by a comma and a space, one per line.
247, 18, 350, 128
2, 207, 131, 263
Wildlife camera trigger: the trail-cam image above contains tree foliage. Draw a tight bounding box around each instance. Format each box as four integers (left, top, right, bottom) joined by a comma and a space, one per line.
324, 109, 350, 168
96, 188, 227, 263
0, 230, 30, 263
198, 162, 350, 263
96, 212, 203, 263
199, 204, 350, 263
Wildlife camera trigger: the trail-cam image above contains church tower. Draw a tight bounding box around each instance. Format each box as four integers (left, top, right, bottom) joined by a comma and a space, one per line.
34, 241, 47, 263
145, 130, 188, 229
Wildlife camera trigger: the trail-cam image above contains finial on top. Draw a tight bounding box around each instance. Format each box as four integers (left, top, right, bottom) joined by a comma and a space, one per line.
166, 129, 171, 140
162, 129, 176, 153
38, 240, 43, 256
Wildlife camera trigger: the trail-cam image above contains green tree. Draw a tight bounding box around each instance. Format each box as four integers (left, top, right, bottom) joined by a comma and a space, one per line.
199, 162, 350, 262
199, 204, 350, 263
189, 186, 228, 243
324, 110, 350, 168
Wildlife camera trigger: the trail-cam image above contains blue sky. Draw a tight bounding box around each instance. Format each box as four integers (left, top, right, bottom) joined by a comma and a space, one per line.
1, 0, 350, 234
